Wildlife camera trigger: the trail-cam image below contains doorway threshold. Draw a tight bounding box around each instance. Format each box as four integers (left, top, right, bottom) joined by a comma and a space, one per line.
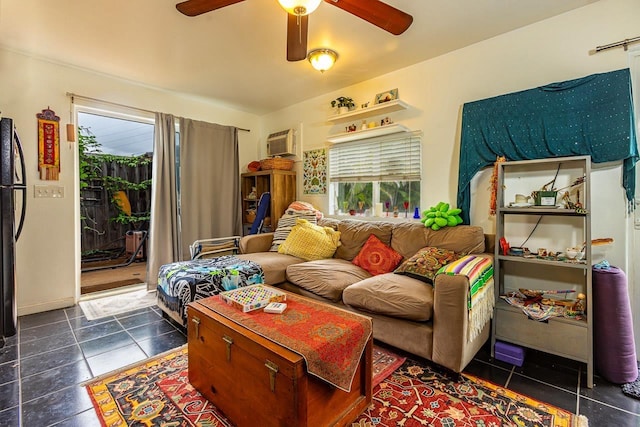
79, 282, 149, 302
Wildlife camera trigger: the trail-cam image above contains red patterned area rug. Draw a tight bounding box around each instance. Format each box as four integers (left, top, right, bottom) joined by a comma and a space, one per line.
355, 360, 589, 427
85, 344, 403, 426
372, 345, 406, 388
85, 345, 587, 427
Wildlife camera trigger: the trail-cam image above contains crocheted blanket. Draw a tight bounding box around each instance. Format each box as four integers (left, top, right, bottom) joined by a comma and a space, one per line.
437, 255, 494, 342
157, 255, 264, 325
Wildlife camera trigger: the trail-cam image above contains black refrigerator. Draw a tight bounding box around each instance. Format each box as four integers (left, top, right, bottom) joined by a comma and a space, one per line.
0, 117, 26, 348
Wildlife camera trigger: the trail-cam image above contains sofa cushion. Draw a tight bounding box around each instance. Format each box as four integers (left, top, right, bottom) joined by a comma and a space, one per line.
343, 274, 434, 321
277, 219, 341, 261
352, 234, 403, 275
286, 259, 371, 302
391, 223, 485, 258
318, 217, 340, 230
394, 246, 461, 283
335, 220, 394, 261
270, 212, 318, 252
235, 252, 304, 285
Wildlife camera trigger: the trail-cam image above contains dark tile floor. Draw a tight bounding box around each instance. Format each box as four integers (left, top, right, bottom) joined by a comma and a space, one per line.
0, 303, 187, 426
1, 302, 639, 426
465, 345, 640, 426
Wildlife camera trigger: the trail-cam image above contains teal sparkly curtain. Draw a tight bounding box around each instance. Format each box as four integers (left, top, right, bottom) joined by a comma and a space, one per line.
457, 68, 637, 224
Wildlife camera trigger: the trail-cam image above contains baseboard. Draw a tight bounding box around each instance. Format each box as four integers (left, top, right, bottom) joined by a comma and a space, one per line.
18, 297, 76, 316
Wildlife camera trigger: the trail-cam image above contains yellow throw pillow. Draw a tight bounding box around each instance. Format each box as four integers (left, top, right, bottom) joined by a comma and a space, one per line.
278, 219, 341, 261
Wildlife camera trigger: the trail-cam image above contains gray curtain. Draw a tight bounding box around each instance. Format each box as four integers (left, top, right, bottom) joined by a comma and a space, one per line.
147, 113, 179, 290
179, 118, 241, 259
147, 116, 241, 290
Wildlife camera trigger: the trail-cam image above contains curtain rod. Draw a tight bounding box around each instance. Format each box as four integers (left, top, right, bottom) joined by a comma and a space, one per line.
592, 36, 640, 54
65, 92, 250, 132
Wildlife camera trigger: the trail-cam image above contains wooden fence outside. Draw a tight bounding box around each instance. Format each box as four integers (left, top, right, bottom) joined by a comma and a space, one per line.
80, 158, 152, 259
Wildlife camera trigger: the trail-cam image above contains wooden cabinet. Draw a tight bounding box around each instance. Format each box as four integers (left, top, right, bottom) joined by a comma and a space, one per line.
491, 155, 593, 387
187, 298, 372, 427
241, 170, 296, 233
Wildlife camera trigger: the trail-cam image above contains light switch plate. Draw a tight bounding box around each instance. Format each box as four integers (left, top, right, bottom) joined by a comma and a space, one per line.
34, 185, 64, 198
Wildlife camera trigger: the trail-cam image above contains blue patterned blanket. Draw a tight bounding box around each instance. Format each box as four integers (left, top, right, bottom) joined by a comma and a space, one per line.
157, 255, 264, 325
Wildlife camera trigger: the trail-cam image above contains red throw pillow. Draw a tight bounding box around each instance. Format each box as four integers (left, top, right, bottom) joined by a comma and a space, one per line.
352, 234, 403, 276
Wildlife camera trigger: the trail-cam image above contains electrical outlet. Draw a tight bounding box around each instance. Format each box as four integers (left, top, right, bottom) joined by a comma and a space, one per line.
34, 185, 64, 198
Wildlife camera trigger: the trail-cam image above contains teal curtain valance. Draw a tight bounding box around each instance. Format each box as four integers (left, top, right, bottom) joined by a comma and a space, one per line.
457, 68, 638, 224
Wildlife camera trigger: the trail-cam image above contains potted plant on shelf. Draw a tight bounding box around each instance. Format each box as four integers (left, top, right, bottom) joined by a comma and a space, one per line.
331, 96, 355, 114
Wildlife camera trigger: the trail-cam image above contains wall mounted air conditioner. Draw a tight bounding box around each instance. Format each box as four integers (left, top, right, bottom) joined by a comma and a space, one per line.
266, 129, 295, 157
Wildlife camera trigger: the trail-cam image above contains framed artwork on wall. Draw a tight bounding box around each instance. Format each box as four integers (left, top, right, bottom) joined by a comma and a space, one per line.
374, 88, 398, 104
303, 148, 327, 194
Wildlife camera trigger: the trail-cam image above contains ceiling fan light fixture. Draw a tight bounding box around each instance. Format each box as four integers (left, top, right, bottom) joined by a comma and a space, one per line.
278, 0, 321, 16
308, 48, 338, 72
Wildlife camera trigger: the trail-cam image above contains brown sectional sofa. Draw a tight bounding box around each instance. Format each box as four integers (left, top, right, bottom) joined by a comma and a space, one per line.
235, 218, 494, 373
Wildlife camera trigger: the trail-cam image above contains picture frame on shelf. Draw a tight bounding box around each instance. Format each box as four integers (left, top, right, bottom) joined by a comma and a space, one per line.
374, 88, 398, 104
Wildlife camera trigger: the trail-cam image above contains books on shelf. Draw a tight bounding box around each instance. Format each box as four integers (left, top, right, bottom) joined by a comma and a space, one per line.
220, 284, 286, 312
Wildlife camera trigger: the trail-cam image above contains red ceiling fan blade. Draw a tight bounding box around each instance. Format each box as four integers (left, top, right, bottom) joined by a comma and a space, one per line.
324, 0, 413, 35
287, 14, 309, 62
176, 0, 244, 17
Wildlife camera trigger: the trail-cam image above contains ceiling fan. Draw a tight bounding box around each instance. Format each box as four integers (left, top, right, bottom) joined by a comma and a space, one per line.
175, 0, 413, 62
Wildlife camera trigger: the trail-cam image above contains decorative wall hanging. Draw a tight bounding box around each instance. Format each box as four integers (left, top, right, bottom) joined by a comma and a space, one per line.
37, 107, 60, 180
457, 68, 638, 224
303, 148, 327, 194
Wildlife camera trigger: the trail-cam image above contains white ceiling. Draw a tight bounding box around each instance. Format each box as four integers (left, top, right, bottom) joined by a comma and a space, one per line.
1, 0, 599, 115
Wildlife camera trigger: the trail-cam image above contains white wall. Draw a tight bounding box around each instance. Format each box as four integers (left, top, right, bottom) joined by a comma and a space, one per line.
262, 0, 639, 350
2, 0, 638, 332
0, 48, 261, 315
264, 0, 636, 265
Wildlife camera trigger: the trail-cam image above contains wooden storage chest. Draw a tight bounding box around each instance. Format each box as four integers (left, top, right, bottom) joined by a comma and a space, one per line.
187, 300, 372, 427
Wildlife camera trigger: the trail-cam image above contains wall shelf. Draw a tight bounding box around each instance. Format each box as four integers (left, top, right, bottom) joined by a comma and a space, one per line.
327, 124, 410, 143
327, 99, 409, 124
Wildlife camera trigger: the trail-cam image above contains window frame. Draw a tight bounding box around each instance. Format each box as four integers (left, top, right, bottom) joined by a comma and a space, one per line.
328, 131, 422, 216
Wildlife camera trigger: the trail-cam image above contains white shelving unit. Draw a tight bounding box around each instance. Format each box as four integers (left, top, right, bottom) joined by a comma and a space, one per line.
491, 155, 593, 388
327, 99, 412, 143
326, 124, 410, 144
327, 99, 409, 124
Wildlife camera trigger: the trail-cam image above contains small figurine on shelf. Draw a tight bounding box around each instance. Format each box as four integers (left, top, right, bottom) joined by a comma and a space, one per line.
572, 293, 586, 314
393, 206, 399, 217
247, 187, 257, 200
413, 206, 421, 219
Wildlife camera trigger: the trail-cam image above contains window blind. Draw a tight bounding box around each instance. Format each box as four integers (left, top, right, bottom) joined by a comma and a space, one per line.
329, 131, 422, 182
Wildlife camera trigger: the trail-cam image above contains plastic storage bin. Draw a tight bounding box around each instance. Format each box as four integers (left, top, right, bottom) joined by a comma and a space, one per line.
495, 341, 526, 366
